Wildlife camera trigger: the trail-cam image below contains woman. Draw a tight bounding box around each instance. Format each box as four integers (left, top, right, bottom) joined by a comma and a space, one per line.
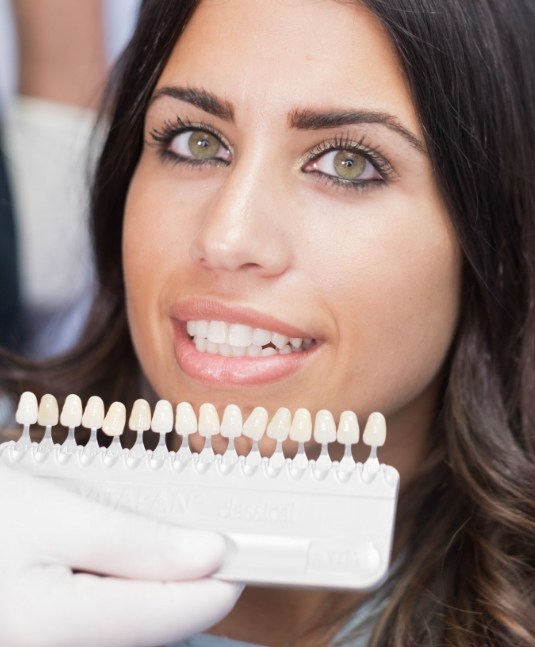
1, 0, 534, 645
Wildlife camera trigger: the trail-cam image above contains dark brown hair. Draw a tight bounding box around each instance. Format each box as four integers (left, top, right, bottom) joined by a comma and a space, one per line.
2, 0, 534, 644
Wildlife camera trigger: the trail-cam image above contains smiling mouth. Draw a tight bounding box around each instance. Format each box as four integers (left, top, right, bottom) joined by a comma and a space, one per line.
187, 320, 317, 357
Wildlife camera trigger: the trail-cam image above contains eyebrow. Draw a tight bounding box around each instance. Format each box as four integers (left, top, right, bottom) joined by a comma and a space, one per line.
150, 85, 425, 153
150, 86, 234, 120
289, 108, 426, 152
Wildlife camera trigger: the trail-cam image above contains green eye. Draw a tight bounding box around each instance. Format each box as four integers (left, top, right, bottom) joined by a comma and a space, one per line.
333, 150, 366, 180
188, 130, 221, 159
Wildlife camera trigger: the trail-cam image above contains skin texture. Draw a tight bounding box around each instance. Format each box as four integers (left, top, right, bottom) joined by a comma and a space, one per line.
123, 1, 462, 641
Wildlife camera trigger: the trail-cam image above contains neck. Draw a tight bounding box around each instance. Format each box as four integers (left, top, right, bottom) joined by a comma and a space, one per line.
209, 586, 364, 646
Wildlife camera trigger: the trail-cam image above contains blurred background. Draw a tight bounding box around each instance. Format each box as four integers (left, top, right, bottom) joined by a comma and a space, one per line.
0, 0, 140, 357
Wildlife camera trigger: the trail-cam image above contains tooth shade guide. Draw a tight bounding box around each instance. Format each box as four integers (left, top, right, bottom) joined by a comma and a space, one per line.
5, 397, 400, 591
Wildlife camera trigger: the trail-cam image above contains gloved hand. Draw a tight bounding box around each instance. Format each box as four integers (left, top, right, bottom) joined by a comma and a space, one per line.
0, 465, 241, 647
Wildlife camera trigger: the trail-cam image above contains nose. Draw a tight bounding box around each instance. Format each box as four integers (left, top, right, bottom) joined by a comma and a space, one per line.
189, 159, 291, 276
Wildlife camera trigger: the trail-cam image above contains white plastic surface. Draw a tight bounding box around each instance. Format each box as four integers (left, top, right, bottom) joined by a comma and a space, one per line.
0, 440, 399, 591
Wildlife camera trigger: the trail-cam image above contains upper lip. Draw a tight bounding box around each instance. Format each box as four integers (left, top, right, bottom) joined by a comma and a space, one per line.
170, 298, 320, 340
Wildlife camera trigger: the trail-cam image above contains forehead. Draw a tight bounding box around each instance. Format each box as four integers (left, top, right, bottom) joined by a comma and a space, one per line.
156, 0, 419, 131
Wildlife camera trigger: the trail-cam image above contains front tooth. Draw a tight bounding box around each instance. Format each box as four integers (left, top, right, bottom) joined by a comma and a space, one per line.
60, 394, 83, 428
129, 399, 151, 432
38, 394, 59, 427
247, 344, 262, 357
267, 407, 291, 441
102, 401, 126, 437
220, 404, 243, 438
228, 323, 254, 347
206, 341, 218, 354
198, 403, 220, 437
175, 402, 197, 436
186, 321, 196, 336
207, 320, 227, 344
272, 333, 290, 349
337, 411, 359, 444
314, 409, 337, 443
196, 320, 209, 337
231, 345, 246, 357
195, 337, 207, 352
151, 399, 174, 435
219, 343, 232, 357
261, 347, 277, 356
363, 412, 386, 447
289, 408, 312, 442
252, 328, 272, 346
243, 406, 268, 441
82, 396, 105, 429
15, 391, 38, 425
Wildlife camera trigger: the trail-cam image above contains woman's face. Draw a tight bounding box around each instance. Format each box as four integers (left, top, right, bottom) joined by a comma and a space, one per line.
123, 0, 461, 469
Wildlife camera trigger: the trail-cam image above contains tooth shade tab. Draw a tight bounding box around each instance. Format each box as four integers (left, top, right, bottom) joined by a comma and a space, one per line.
38, 394, 59, 427
129, 399, 151, 433
313, 410, 337, 444
198, 403, 220, 437
337, 411, 359, 445
289, 408, 312, 443
82, 396, 105, 429
15, 391, 38, 426
267, 407, 291, 442
151, 400, 174, 435
363, 412, 386, 447
175, 402, 197, 436
220, 404, 243, 438
243, 407, 268, 441
102, 402, 126, 437
60, 394, 83, 428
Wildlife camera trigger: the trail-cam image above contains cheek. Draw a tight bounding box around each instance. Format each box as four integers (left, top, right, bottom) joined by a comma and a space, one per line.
306, 203, 461, 413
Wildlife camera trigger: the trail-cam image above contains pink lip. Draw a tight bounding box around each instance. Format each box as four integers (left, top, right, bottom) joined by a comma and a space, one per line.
170, 298, 321, 386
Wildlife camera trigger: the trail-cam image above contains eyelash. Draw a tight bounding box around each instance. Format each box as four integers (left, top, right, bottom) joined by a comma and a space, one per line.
147, 118, 394, 192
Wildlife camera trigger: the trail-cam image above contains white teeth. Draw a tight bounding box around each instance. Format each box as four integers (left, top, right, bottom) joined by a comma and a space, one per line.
102, 401, 126, 437
220, 404, 243, 438
198, 403, 220, 437
187, 319, 313, 357
337, 411, 359, 444
129, 399, 151, 433
266, 407, 291, 442
228, 323, 254, 347
207, 320, 228, 344
363, 412, 386, 447
289, 408, 312, 443
175, 402, 197, 436
252, 328, 272, 346
60, 394, 83, 428
206, 341, 218, 354
15, 391, 38, 426
151, 400, 173, 435
314, 410, 337, 444
195, 337, 207, 352
243, 407, 268, 441
82, 396, 105, 429
272, 333, 290, 349
38, 394, 59, 427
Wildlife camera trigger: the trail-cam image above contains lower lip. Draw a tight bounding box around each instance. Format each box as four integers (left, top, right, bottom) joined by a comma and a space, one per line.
172, 322, 317, 386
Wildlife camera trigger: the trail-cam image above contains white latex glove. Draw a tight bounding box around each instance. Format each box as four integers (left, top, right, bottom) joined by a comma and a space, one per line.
0, 465, 241, 647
